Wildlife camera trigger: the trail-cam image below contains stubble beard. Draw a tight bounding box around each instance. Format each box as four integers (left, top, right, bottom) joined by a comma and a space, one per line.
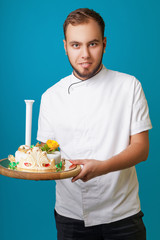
67, 50, 104, 80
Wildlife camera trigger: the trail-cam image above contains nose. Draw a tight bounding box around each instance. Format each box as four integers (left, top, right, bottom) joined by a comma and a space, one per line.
81, 46, 90, 59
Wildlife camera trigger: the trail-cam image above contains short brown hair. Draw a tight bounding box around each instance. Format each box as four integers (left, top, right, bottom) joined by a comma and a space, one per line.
63, 8, 105, 39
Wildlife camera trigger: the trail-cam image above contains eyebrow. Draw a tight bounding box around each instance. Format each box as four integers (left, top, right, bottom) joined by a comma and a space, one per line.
88, 39, 100, 43
69, 39, 100, 45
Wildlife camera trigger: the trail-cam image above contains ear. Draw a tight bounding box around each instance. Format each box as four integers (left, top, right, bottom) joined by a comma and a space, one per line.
103, 37, 107, 52
63, 39, 67, 54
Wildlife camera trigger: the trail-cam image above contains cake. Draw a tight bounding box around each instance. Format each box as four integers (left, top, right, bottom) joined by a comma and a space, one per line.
8, 140, 64, 172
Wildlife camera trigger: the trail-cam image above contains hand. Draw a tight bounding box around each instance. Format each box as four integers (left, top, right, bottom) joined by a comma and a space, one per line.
70, 159, 104, 182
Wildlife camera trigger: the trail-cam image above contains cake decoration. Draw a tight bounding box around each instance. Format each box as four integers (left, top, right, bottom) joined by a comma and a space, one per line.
7, 101, 65, 172
8, 140, 65, 171
8, 140, 64, 172
39, 140, 59, 153
8, 155, 19, 170
56, 161, 63, 172
25, 100, 34, 147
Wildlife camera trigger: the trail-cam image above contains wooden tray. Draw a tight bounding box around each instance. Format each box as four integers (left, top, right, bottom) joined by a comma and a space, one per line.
0, 158, 81, 181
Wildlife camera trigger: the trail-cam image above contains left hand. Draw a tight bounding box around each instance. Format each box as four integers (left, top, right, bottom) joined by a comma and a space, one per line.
70, 159, 104, 182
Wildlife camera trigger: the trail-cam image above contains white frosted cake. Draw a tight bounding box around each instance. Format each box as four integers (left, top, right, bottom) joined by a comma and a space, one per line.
8, 140, 63, 171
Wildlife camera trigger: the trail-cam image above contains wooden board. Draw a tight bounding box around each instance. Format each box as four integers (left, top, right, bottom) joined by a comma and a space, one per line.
0, 158, 81, 181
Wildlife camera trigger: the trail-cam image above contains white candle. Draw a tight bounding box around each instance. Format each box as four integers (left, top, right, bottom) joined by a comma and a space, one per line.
24, 100, 35, 146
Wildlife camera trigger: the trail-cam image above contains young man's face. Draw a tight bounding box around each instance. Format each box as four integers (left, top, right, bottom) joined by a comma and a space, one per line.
64, 19, 106, 80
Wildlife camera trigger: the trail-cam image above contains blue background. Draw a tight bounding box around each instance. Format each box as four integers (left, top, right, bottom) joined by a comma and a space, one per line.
0, 0, 159, 239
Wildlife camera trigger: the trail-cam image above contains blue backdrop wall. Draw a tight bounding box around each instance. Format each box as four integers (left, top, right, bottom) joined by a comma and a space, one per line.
0, 0, 159, 239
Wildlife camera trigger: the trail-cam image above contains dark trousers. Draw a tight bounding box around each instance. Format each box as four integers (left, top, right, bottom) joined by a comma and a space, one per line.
55, 210, 146, 240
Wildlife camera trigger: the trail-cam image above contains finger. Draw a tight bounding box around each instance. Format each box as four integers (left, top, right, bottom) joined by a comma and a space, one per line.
71, 173, 81, 182
71, 169, 86, 182
69, 159, 85, 165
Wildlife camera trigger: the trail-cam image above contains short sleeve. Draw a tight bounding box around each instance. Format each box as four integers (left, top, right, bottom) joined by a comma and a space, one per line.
37, 94, 55, 143
130, 79, 152, 135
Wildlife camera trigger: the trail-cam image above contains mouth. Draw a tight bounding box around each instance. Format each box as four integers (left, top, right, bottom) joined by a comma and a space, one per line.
79, 62, 92, 68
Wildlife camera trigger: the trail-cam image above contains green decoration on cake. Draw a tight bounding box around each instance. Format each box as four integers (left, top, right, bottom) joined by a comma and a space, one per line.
56, 161, 63, 172
9, 161, 19, 170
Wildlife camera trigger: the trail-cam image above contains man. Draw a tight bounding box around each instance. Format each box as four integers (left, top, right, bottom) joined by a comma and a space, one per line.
37, 8, 152, 240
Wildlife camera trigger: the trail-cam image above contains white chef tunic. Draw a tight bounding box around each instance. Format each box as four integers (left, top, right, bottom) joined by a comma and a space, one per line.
37, 66, 152, 227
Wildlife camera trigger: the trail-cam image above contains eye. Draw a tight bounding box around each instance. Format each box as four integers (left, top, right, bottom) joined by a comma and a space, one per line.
89, 42, 97, 47
72, 43, 79, 48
